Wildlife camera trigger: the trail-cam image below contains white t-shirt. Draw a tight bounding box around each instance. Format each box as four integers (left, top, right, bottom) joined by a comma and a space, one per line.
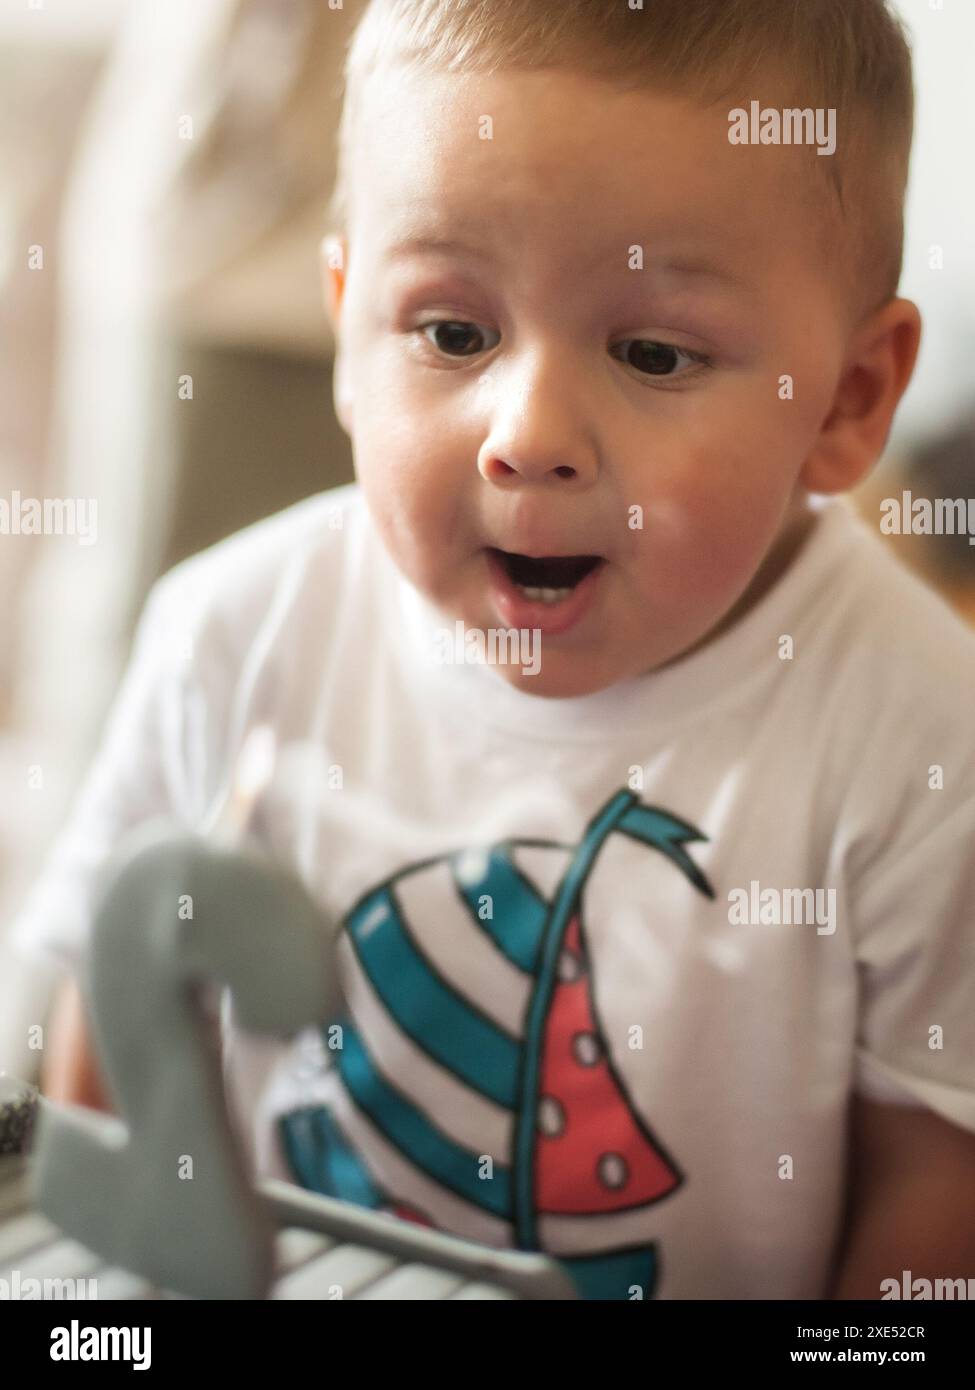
9, 481, 975, 1300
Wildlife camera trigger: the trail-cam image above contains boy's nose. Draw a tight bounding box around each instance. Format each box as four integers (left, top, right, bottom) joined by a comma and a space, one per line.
478, 450, 596, 486
476, 360, 600, 488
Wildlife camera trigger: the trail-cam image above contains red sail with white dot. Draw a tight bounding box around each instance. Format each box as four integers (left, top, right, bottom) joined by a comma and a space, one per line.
535, 915, 681, 1214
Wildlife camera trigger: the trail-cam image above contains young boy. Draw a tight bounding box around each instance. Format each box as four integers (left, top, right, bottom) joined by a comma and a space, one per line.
10, 0, 975, 1300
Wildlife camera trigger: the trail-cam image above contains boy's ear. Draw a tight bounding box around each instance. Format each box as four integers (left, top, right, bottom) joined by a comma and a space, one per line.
800, 298, 922, 494
321, 234, 347, 327
321, 234, 354, 435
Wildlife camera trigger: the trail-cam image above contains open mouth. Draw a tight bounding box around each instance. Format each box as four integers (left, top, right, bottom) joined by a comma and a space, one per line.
487, 548, 603, 604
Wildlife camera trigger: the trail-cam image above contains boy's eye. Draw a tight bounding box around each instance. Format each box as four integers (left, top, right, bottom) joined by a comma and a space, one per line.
610, 340, 710, 378
418, 320, 500, 357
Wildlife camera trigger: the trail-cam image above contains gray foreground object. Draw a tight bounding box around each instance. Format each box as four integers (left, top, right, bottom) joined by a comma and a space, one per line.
29, 822, 577, 1300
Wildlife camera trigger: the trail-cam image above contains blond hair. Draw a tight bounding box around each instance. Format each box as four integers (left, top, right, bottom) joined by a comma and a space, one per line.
327, 0, 915, 322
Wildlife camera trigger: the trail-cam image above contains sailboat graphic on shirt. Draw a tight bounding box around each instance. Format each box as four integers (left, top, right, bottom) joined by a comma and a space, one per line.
279, 789, 715, 1299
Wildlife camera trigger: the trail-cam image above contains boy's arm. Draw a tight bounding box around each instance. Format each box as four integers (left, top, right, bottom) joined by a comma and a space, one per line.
41, 977, 115, 1115
827, 1094, 975, 1299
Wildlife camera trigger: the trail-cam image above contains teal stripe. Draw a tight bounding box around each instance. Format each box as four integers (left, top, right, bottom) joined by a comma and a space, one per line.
451, 845, 549, 970
337, 1024, 512, 1218
347, 887, 520, 1107
558, 1245, 658, 1300
277, 1106, 384, 1209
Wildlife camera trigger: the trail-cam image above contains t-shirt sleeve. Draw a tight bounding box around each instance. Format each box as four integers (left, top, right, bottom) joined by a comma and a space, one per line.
851, 791, 975, 1133
5, 571, 223, 977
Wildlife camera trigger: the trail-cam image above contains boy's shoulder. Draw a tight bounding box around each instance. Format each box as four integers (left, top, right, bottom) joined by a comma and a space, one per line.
808, 501, 975, 848
146, 482, 368, 639
827, 501, 975, 718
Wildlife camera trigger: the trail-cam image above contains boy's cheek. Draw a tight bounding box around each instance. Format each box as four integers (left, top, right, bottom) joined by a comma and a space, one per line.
632, 474, 785, 605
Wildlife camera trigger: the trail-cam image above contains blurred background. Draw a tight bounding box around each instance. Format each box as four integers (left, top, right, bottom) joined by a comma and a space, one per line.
0, 0, 972, 1079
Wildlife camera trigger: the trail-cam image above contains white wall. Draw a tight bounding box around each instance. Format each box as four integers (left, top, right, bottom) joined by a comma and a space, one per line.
0, 0, 126, 48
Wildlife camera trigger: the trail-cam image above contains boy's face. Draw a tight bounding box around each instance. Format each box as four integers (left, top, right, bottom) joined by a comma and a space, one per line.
328, 66, 853, 697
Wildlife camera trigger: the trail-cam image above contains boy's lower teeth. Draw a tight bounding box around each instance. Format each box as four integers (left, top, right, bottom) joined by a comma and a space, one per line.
515, 583, 574, 604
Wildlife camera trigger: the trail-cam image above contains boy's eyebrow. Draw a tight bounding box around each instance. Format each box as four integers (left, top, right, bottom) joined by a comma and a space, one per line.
383, 234, 496, 263
382, 234, 756, 294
